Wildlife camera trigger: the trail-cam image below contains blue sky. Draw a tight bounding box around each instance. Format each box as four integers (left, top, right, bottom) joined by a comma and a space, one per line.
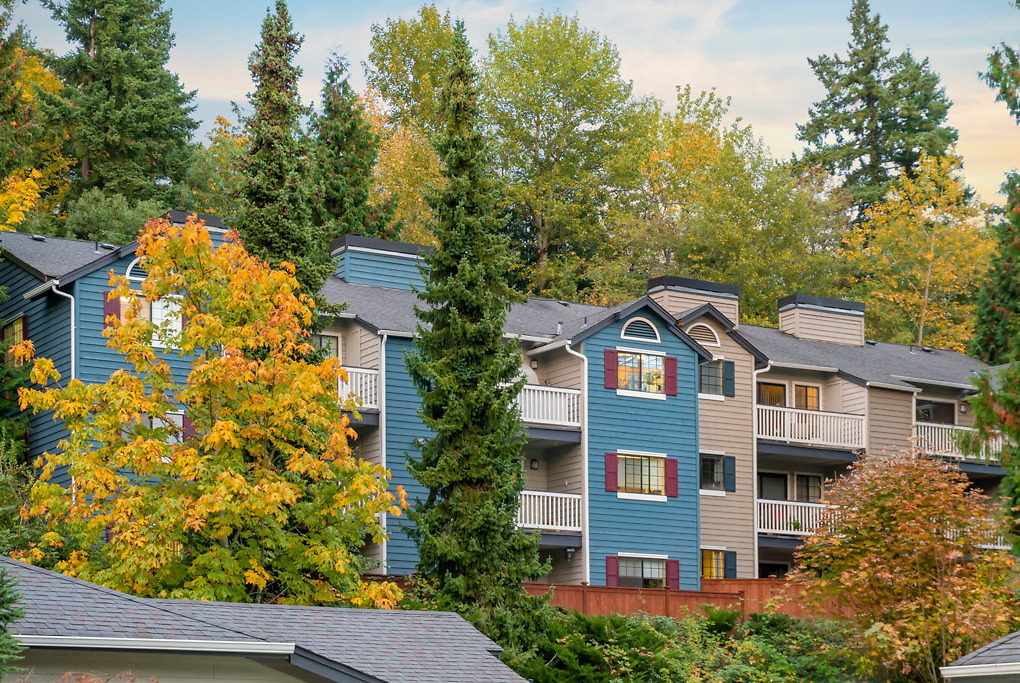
14, 0, 1020, 202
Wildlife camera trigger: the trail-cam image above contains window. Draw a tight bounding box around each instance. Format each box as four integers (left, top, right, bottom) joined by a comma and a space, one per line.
757, 382, 786, 406
699, 360, 724, 395
148, 297, 182, 348
701, 550, 725, 579
617, 352, 664, 394
122, 412, 186, 451
700, 454, 724, 491
619, 453, 665, 496
916, 399, 955, 425
619, 557, 666, 588
758, 472, 788, 500
312, 333, 341, 359
795, 474, 823, 503
621, 317, 660, 343
2, 316, 25, 366
794, 384, 820, 411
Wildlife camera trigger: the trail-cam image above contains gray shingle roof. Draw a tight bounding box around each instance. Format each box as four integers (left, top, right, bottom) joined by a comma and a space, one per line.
1, 556, 523, 683
947, 628, 1020, 668
0, 232, 122, 281
739, 324, 985, 391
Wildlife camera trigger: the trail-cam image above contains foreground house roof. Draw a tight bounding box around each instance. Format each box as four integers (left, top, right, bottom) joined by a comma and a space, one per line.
2, 556, 522, 683
942, 629, 1020, 681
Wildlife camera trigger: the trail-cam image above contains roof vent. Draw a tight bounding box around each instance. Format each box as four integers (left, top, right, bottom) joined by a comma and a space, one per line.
30, 234, 46, 242
557, 300, 570, 306
921, 346, 934, 353
100, 243, 116, 250
865, 339, 877, 346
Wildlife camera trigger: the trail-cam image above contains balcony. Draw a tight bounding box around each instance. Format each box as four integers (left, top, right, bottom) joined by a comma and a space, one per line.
339, 366, 380, 410
757, 405, 866, 451
913, 422, 1001, 462
517, 490, 582, 533
757, 499, 834, 536
517, 384, 581, 428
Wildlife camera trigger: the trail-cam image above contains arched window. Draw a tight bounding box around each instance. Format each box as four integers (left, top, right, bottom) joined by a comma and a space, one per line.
621, 317, 660, 343
685, 322, 720, 347
125, 257, 148, 282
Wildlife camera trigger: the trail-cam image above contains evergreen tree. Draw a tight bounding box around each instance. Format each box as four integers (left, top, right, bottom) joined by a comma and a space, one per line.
45, 0, 197, 208
312, 54, 392, 239
0, 568, 25, 677
236, 0, 331, 299
970, 175, 1020, 364
0, 0, 28, 178
407, 21, 547, 640
797, 0, 956, 223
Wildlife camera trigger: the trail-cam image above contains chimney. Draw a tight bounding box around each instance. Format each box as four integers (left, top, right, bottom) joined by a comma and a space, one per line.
647, 276, 740, 327
778, 294, 865, 346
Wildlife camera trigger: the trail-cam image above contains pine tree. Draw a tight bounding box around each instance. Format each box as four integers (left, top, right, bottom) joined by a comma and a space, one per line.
236, 0, 331, 299
0, 568, 25, 677
407, 21, 547, 639
971, 183, 1020, 366
797, 0, 956, 223
45, 0, 197, 208
0, 1, 28, 179
311, 54, 392, 239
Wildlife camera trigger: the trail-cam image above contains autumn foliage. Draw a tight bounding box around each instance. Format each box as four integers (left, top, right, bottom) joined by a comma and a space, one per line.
791, 451, 1020, 682
15, 216, 405, 607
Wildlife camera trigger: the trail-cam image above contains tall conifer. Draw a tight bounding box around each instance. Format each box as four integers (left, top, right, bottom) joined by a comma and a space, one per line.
971, 179, 1020, 365
236, 0, 331, 298
797, 0, 956, 223
0, 569, 24, 677
407, 21, 547, 636
312, 55, 392, 239
45, 0, 197, 207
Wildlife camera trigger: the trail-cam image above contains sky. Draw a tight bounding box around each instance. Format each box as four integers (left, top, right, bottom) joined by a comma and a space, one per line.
13, 0, 1020, 203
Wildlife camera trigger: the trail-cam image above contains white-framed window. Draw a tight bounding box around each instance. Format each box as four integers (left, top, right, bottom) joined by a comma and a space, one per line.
621, 317, 661, 343
699, 359, 724, 395
312, 333, 342, 359
701, 548, 726, 579
757, 381, 786, 406
618, 451, 666, 497
685, 322, 720, 347
700, 453, 725, 492
915, 398, 955, 425
148, 296, 182, 348
617, 350, 665, 395
2, 315, 26, 367
618, 555, 667, 589
794, 383, 821, 411
795, 473, 823, 502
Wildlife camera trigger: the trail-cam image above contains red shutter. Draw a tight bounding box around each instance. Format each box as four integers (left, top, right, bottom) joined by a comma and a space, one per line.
665, 458, 678, 497
104, 292, 121, 328
604, 349, 618, 389
606, 556, 619, 587
666, 559, 680, 590
665, 356, 677, 396
605, 452, 619, 492
181, 415, 196, 441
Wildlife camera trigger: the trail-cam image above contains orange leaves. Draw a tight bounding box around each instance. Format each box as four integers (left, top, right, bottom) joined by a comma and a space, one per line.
17, 215, 401, 607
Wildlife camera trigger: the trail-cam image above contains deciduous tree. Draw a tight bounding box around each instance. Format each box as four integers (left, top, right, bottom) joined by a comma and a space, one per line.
791, 451, 1020, 683
844, 153, 992, 351
797, 0, 957, 225
407, 22, 547, 640
236, 0, 331, 300
16, 216, 405, 607
181, 115, 247, 226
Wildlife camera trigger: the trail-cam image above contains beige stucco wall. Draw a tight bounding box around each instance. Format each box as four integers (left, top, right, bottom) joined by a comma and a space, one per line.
17, 649, 325, 682
691, 316, 756, 579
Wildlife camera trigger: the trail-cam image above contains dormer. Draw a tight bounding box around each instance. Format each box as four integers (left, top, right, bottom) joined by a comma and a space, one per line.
777, 294, 865, 347
647, 276, 740, 327
331, 235, 432, 291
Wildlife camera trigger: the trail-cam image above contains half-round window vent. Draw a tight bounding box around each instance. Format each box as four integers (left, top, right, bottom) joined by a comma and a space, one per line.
686, 323, 720, 346
125, 257, 148, 281
621, 317, 660, 343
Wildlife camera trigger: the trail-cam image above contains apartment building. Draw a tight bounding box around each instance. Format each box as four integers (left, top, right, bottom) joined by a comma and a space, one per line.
0, 225, 1001, 585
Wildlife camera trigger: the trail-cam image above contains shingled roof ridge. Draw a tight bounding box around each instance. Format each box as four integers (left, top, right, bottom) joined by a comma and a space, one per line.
0, 556, 270, 644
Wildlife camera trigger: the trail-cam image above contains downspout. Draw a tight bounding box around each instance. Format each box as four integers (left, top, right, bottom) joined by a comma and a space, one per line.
379, 333, 388, 574
563, 341, 590, 585
751, 360, 772, 577
24, 281, 75, 380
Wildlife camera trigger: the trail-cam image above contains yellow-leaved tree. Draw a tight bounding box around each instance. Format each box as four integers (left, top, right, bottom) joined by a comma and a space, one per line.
16, 216, 405, 606
846, 152, 993, 351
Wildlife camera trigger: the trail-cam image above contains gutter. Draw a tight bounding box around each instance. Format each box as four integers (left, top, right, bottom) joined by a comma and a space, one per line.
866, 381, 920, 393
526, 340, 571, 357
17, 635, 295, 655
769, 361, 838, 373
563, 341, 590, 585
23, 279, 76, 380
940, 662, 1020, 679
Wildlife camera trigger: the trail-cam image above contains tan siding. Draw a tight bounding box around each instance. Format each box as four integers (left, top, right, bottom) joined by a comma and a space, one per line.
358, 325, 381, 369
649, 289, 740, 324
545, 444, 584, 495
534, 348, 583, 390
541, 550, 584, 584
524, 452, 548, 490
778, 308, 864, 346
355, 424, 382, 466
20, 650, 317, 682
822, 376, 844, 413
696, 317, 756, 578
868, 387, 914, 454
842, 382, 868, 415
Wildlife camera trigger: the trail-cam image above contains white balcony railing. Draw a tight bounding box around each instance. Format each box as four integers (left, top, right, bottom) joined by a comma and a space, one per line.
517, 490, 583, 532
339, 367, 380, 410
913, 422, 1002, 462
757, 499, 835, 536
517, 385, 581, 428
757, 405, 866, 450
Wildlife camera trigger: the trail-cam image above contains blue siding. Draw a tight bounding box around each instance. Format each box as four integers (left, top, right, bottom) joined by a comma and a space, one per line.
337, 250, 425, 291
382, 336, 431, 573
584, 309, 702, 590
